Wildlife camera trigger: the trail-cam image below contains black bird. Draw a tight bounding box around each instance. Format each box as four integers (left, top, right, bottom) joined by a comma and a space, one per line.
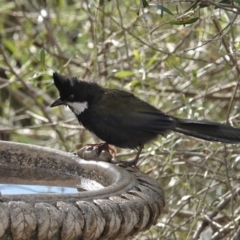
51, 72, 240, 165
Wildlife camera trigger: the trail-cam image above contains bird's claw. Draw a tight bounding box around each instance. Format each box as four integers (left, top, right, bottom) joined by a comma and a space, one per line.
76, 144, 112, 162
76, 143, 139, 169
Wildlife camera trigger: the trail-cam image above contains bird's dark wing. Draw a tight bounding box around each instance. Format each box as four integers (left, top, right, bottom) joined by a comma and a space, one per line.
92, 89, 175, 134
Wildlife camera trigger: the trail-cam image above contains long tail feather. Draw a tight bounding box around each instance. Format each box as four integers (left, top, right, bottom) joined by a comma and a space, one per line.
174, 119, 240, 143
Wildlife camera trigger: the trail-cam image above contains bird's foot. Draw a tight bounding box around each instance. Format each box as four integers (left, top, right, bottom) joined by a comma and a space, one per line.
116, 157, 140, 169
117, 145, 143, 168
86, 142, 116, 158
76, 143, 142, 170
76, 144, 113, 162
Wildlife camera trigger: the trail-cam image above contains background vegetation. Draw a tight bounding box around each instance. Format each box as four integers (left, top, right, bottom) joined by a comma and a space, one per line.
1, 0, 240, 239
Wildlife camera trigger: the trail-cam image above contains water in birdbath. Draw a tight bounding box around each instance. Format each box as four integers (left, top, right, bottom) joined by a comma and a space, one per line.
0, 184, 78, 194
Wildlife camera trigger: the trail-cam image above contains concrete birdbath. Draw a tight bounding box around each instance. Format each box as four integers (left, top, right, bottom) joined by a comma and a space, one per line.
0, 141, 165, 240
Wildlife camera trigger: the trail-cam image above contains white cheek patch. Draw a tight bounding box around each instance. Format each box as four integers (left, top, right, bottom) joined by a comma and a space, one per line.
67, 101, 88, 115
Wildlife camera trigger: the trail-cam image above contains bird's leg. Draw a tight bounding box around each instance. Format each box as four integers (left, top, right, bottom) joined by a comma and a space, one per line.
133, 144, 144, 165
86, 142, 116, 158
119, 144, 144, 168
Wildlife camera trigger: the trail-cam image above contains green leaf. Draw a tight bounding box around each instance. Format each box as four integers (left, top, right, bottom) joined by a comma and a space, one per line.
218, 0, 231, 4
170, 17, 199, 25
40, 48, 46, 70
183, 1, 199, 13
146, 53, 159, 68
141, 0, 149, 8
133, 49, 141, 62
166, 58, 188, 78
137, 0, 149, 15
149, 3, 173, 16
115, 71, 135, 78
192, 70, 198, 86
125, 79, 141, 88
157, 5, 173, 16
3, 39, 17, 54
214, 0, 235, 8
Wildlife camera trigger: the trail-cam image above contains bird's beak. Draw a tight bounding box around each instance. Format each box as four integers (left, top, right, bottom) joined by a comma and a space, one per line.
50, 97, 65, 107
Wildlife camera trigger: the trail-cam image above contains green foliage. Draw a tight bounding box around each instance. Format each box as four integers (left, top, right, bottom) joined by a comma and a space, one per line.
149, 3, 173, 17
114, 71, 135, 78
170, 17, 199, 25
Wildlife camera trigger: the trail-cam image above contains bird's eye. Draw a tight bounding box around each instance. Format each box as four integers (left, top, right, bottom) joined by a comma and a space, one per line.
69, 94, 74, 100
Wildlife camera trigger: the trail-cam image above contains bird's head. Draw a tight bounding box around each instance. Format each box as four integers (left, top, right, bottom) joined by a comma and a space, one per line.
50, 72, 102, 115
